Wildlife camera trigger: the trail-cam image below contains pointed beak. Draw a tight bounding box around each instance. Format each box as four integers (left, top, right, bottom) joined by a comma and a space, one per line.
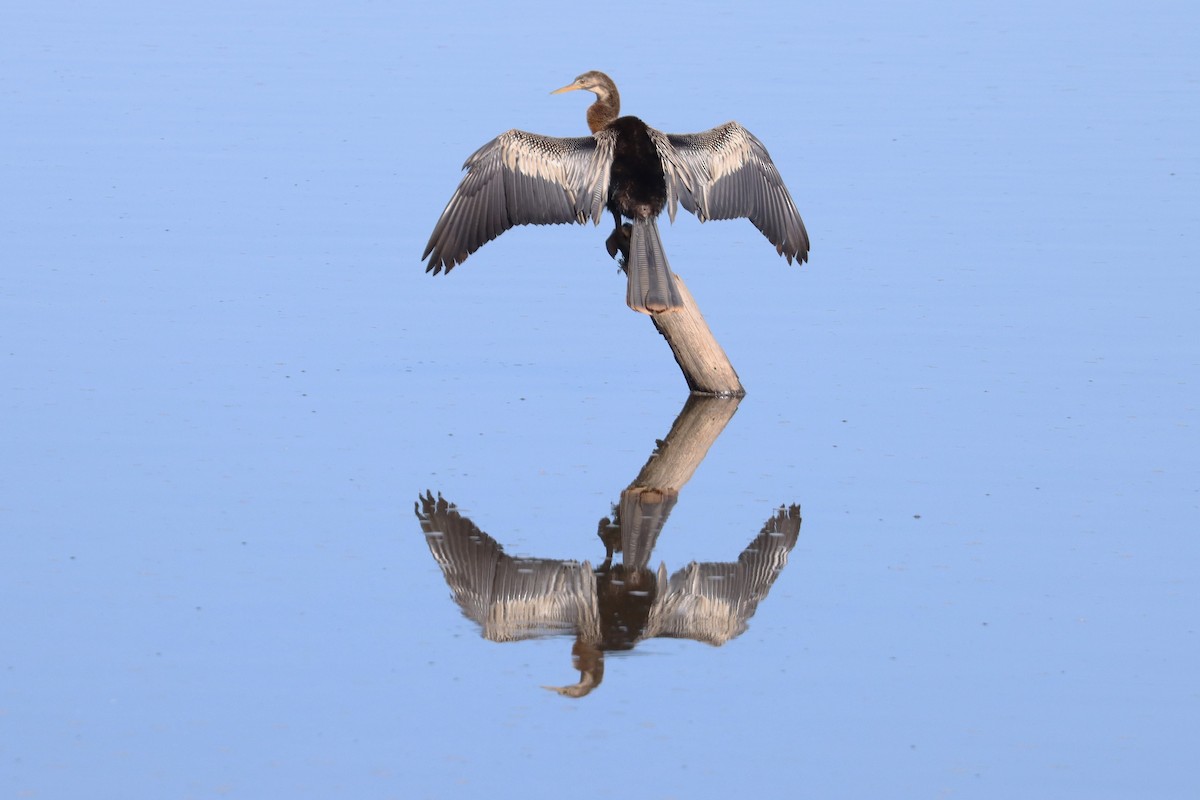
550, 80, 583, 95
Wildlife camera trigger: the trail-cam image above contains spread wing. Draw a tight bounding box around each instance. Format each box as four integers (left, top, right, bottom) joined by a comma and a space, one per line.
642, 504, 802, 645
422, 129, 615, 273
650, 122, 809, 264
415, 492, 598, 642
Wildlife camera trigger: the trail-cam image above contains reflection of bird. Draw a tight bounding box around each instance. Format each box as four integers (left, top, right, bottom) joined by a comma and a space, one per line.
422, 71, 809, 315
415, 491, 801, 696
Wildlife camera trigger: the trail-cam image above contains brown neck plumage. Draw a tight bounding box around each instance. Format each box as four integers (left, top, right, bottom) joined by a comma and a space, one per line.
585, 86, 620, 133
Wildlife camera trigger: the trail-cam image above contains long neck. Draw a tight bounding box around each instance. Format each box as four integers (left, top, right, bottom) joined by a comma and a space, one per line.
586, 86, 620, 133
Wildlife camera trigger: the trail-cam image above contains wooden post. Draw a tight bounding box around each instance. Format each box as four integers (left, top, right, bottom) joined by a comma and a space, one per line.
648, 274, 745, 397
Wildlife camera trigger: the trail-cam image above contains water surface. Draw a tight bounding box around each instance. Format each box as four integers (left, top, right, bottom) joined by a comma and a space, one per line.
2, 1, 1197, 798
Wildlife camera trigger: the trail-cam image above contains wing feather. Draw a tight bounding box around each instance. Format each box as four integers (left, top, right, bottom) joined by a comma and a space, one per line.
655, 122, 809, 264
423, 129, 612, 273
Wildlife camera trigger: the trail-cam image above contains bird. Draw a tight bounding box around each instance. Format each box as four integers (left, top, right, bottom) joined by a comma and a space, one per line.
422, 71, 809, 315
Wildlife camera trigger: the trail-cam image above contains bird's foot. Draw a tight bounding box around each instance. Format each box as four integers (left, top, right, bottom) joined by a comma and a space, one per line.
605, 223, 632, 264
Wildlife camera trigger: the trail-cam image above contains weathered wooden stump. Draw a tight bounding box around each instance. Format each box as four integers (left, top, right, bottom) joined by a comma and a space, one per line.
644, 274, 745, 397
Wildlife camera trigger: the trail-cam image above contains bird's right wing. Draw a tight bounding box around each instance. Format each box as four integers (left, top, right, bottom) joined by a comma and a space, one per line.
422, 130, 615, 273
650, 122, 809, 265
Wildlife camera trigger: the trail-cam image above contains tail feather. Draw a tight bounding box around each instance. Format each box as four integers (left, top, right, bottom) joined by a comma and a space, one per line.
626, 217, 684, 314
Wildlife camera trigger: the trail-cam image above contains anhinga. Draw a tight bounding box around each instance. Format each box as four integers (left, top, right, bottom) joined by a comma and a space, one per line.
422, 71, 809, 314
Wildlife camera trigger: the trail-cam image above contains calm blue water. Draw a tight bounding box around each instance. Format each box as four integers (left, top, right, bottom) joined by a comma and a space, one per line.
3, 1, 1197, 798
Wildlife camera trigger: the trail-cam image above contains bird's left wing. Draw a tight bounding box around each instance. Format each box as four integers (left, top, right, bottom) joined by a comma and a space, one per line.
650, 122, 809, 264
423, 130, 614, 273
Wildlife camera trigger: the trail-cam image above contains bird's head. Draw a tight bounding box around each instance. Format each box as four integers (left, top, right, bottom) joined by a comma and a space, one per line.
551, 70, 618, 104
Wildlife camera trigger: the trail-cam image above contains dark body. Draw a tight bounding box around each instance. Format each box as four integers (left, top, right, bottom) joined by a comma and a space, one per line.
600, 116, 680, 308
607, 116, 667, 224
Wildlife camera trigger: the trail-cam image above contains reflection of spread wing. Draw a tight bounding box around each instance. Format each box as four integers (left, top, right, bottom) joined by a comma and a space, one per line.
643, 505, 801, 645
415, 492, 598, 642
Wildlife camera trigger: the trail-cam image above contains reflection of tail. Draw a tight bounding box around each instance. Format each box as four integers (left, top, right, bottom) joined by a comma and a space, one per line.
617, 488, 677, 570
626, 217, 684, 314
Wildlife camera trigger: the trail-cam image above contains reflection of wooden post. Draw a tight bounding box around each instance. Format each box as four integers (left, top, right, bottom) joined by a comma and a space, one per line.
650, 275, 744, 397
630, 394, 741, 491
620, 394, 741, 567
